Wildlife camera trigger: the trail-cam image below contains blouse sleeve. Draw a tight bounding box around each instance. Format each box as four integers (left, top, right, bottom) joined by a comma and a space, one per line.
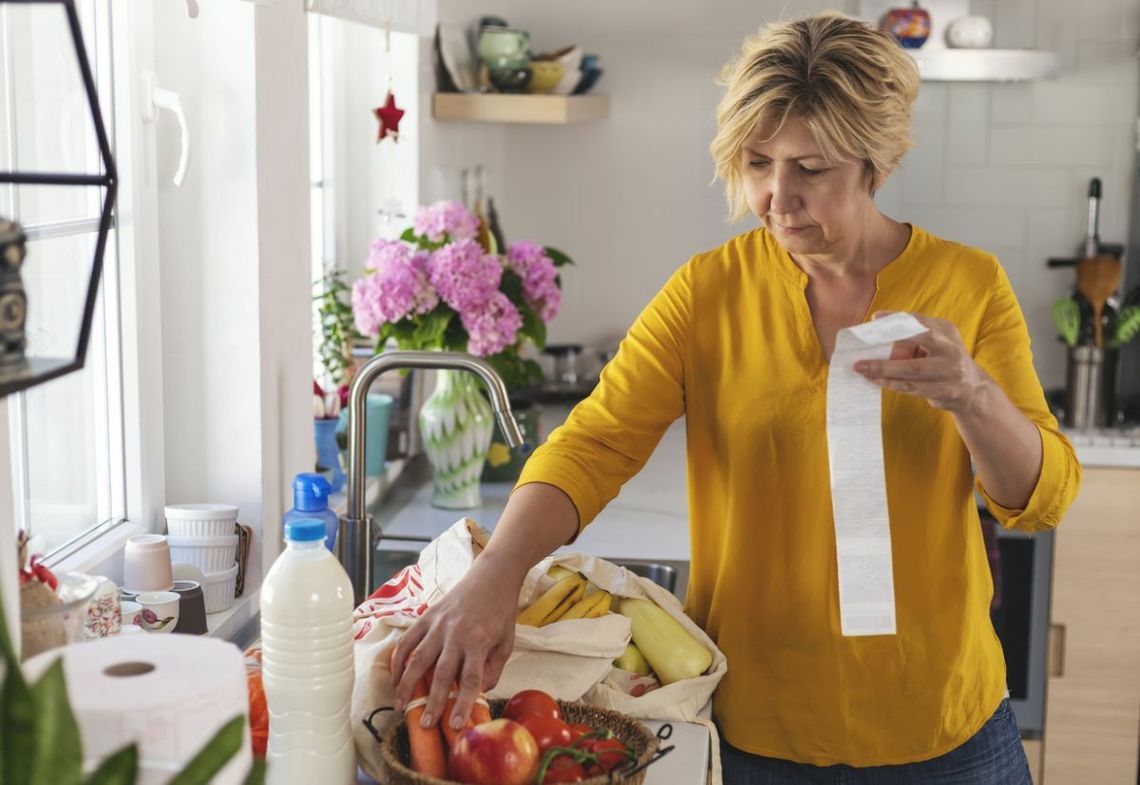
973, 262, 1081, 532
514, 262, 692, 539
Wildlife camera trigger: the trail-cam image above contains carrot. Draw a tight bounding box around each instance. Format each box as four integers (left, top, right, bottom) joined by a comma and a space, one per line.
441, 680, 465, 748
471, 699, 492, 725
405, 670, 447, 777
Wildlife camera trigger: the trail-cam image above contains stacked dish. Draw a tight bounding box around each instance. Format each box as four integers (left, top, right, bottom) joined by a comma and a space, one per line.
165, 504, 240, 613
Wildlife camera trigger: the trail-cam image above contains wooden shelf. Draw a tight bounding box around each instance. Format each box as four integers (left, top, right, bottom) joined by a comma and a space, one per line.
432, 93, 609, 125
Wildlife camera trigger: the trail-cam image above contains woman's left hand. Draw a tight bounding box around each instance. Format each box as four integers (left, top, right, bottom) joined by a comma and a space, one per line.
853, 312, 991, 414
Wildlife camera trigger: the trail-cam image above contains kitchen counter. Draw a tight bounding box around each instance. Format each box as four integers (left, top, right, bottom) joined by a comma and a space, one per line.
1063, 425, 1140, 468
374, 406, 691, 565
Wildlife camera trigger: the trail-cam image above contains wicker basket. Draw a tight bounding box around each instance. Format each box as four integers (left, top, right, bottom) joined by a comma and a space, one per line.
376, 699, 666, 785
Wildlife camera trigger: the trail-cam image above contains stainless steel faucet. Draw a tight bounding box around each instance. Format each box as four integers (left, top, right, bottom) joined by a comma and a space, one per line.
339, 350, 526, 605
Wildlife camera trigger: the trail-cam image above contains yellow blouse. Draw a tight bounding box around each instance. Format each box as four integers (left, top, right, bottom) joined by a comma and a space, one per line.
517, 225, 1080, 766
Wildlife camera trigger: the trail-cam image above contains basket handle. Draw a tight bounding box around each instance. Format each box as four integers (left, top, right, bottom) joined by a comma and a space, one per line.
609, 736, 675, 782
362, 706, 396, 744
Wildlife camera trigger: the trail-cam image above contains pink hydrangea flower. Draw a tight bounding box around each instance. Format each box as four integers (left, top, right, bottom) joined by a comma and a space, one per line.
506, 241, 562, 322
461, 291, 523, 356
413, 200, 480, 243
352, 243, 438, 335
427, 239, 502, 316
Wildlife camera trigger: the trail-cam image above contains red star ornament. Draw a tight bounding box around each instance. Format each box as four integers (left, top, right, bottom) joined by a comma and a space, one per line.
373, 90, 405, 143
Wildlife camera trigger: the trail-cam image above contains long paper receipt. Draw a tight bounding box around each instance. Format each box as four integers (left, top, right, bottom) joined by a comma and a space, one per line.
826, 312, 929, 636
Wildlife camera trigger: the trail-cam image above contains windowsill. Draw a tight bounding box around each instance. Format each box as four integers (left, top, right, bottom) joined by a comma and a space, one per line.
46, 521, 144, 576
206, 587, 260, 644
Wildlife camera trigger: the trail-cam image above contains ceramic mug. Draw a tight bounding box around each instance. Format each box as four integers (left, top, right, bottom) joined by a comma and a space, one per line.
135, 591, 180, 633
122, 534, 174, 593
476, 27, 529, 67
119, 600, 143, 628
84, 576, 121, 639
171, 580, 209, 635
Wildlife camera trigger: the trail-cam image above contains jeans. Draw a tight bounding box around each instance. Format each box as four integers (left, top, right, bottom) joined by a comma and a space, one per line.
721, 700, 1033, 785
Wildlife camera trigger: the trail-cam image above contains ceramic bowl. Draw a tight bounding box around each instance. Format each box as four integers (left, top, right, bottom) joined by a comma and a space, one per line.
572, 67, 604, 95
536, 45, 584, 94
527, 61, 564, 94
488, 65, 532, 93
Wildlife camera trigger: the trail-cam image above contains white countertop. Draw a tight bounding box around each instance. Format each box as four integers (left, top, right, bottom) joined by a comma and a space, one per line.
376, 412, 691, 564
1063, 426, 1140, 468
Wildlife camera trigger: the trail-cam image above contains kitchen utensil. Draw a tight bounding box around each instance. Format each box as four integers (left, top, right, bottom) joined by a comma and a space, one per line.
1113, 305, 1140, 347
1052, 299, 1080, 348
1076, 255, 1122, 347
164, 503, 239, 538
1084, 178, 1102, 258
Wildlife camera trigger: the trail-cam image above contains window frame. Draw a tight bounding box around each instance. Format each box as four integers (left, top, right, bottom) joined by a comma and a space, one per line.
5, 0, 164, 573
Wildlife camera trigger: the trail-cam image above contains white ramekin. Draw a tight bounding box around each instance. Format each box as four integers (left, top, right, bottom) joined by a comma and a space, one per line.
164, 504, 239, 539
168, 534, 239, 575
203, 565, 239, 614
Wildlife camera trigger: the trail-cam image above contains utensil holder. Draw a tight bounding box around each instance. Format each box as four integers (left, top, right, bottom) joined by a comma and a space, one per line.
1064, 345, 1119, 428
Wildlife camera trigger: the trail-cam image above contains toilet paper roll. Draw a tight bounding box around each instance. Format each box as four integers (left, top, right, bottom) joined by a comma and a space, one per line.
827, 312, 929, 637
24, 634, 252, 785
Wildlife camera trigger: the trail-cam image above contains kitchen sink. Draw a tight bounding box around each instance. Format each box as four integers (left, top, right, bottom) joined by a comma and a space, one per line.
373, 545, 689, 603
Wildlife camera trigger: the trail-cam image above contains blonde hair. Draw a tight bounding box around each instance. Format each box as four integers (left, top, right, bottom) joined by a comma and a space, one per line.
710, 12, 920, 219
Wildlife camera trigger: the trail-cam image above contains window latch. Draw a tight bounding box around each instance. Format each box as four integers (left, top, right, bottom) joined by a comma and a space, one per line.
140, 72, 189, 187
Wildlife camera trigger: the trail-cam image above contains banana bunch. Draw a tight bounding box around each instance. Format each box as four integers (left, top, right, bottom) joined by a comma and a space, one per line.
517, 570, 613, 627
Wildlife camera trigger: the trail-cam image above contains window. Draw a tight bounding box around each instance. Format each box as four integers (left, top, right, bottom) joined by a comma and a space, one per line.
3, 0, 129, 559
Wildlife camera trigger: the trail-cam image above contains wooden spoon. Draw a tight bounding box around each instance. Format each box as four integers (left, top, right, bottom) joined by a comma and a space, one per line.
1076, 255, 1121, 348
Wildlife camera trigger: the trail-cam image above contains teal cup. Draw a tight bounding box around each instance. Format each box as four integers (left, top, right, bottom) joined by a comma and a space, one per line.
337, 393, 393, 477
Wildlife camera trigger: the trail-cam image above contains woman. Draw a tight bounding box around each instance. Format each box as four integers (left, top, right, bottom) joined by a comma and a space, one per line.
392, 13, 1079, 783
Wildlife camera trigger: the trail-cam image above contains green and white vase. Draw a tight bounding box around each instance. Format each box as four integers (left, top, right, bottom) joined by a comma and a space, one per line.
418, 369, 494, 509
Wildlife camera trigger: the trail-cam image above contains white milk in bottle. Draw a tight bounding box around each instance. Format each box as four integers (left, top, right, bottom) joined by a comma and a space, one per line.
261, 518, 355, 784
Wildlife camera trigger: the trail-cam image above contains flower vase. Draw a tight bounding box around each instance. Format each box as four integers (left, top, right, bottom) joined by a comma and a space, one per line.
313, 418, 345, 493
418, 369, 494, 509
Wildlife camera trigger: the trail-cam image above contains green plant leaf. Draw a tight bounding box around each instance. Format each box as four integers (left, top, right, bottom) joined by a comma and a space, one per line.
84, 744, 138, 785
243, 758, 267, 785
28, 660, 84, 785
1, 638, 37, 785
1111, 305, 1140, 348
519, 304, 546, 351
544, 246, 573, 267
412, 309, 453, 350
167, 715, 246, 785
399, 227, 417, 244
499, 269, 524, 303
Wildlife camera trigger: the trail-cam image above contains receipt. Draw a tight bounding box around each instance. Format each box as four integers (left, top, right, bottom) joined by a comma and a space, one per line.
826, 312, 928, 636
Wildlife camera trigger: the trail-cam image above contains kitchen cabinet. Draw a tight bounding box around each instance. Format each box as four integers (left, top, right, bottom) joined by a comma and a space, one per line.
1041, 467, 1140, 784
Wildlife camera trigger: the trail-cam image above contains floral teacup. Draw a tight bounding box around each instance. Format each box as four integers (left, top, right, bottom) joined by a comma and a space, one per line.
135, 591, 180, 633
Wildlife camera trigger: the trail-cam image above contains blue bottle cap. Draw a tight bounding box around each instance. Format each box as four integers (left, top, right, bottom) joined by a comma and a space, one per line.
292, 472, 332, 511
284, 519, 326, 543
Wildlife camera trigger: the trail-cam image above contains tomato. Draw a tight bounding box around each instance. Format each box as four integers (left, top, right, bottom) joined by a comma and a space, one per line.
447, 718, 539, 785
520, 715, 574, 755
503, 689, 561, 723
541, 754, 585, 784
565, 723, 592, 743
580, 738, 631, 774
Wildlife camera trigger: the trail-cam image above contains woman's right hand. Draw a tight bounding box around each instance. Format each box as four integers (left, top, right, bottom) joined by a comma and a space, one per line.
390, 550, 524, 732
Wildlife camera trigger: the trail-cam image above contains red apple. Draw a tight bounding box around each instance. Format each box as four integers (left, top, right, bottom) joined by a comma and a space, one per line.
448, 718, 540, 785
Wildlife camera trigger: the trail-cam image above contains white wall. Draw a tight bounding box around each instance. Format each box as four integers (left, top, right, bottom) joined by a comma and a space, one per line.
434, 0, 1138, 389
153, 1, 313, 592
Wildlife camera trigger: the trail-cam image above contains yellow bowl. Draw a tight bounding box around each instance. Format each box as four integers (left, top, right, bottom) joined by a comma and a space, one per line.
527, 61, 565, 94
